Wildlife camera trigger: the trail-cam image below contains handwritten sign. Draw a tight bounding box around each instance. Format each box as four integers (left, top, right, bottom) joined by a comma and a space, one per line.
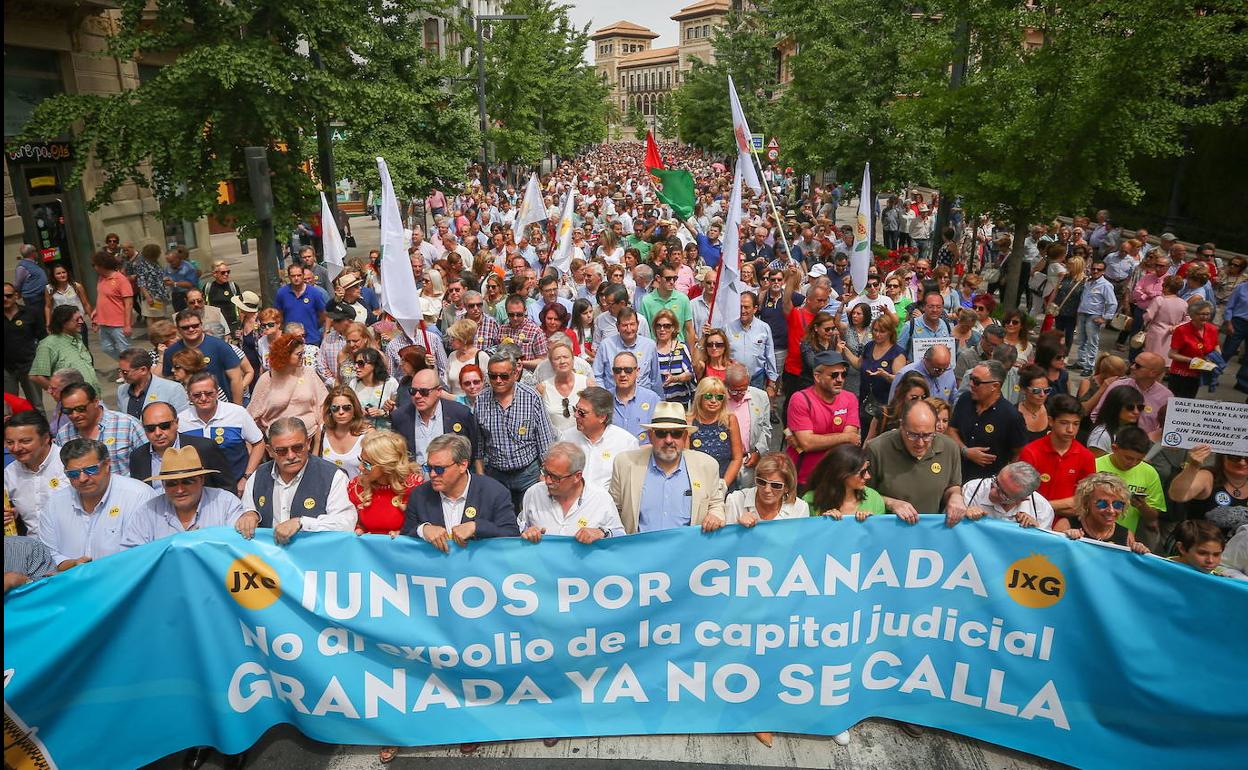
1161, 398, 1248, 454
912, 335, 957, 361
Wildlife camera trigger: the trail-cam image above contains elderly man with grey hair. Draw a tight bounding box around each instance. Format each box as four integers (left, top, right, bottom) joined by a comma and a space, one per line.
236, 417, 355, 544
560, 385, 639, 488
725, 363, 772, 489
477, 349, 557, 512
519, 442, 625, 544
953, 461, 1055, 529
949, 359, 1027, 483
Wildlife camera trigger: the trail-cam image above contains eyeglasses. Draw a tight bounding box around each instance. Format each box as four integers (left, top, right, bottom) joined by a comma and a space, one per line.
540, 466, 577, 482
143, 420, 174, 432
487, 371, 511, 381
189, 390, 216, 401
260, 322, 278, 330
974, 306, 987, 312
271, 444, 307, 456
1005, 318, 1021, 326
465, 302, 483, 309
162, 477, 199, 488
887, 284, 901, 290
423, 463, 455, 477
1027, 386, 1048, 395
353, 359, 370, 367
1093, 499, 1127, 512
329, 404, 354, 413
216, 269, 231, 275
702, 393, 726, 402
178, 323, 202, 332
65, 464, 103, 480
573, 406, 592, 419
706, 341, 725, 348
612, 366, 637, 374
360, 460, 375, 471
755, 478, 786, 491
654, 322, 674, 329
991, 477, 1029, 504
651, 428, 685, 440
507, 311, 526, 318
902, 430, 936, 443
63, 404, 93, 415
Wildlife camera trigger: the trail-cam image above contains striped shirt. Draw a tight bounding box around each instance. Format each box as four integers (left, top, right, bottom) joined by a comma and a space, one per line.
4, 535, 57, 580
55, 409, 146, 477
475, 382, 557, 471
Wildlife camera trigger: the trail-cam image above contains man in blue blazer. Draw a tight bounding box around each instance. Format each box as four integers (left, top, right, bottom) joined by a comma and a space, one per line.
401, 434, 518, 551
389, 369, 484, 471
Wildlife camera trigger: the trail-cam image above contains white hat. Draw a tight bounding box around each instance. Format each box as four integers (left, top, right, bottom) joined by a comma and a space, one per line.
640, 402, 697, 432
809, 263, 828, 278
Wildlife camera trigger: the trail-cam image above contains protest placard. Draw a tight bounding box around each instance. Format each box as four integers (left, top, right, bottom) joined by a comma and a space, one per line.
1160, 398, 1248, 454
912, 335, 957, 361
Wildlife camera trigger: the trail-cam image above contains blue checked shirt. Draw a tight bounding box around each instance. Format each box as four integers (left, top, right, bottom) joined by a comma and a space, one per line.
121, 487, 245, 548
726, 318, 779, 383
594, 334, 662, 393
1077, 276, 1119, 319
475, 382, 557, 471
55, 408, 146, 477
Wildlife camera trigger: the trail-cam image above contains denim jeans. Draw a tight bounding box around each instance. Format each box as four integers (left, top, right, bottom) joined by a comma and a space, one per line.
1224, 316, 1247, 364
99, 325, 131, 364
486, 458, 540, 514
1074, 313, 1102, 371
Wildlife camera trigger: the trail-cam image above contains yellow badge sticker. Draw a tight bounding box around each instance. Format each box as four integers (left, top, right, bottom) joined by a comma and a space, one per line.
692, 480, 702, 490
302, 297, 310, 304
833, 416, 843, 425
718, 431, 727, 441
108, 505, 120, 518
303, 497, 316, 510
641, 402, 650, 410
105, 437, 116, 445
393, 496, 404, 508
49, 477, 61, 489
215, 436, 225, 444
502, 336, 514, 345
452, 422, 462, 432
1040, 473, 1051, 483
931, 462, 942, 474
1144, 405, 1153, 413
334, 460, 343, 466
577, 517, 588, 528
216, 427, 225, 435
881, 360, 889, 368
985, 424, 995, 433
602, 451, 612, 459
258, 496, 266, 508
224, 291, 231, 297
692, 439, 702, 448
14, 319, 22, 327
518, 425, 527, 436
465, 506, 477, 519
148, 394, 158, 401
203, 356, 212, 364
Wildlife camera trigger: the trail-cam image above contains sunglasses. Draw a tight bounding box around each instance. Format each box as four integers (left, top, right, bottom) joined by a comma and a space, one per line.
178, 323, 202, 331
162, 477, 199, 488
143, 420, 174, 432
1094, 499, 1127, 512
507, 311, 526, 318
974, 306, 988, 312
1027, 386, 1048, 395
189, 390, 216, 401
3, 292, 16, 299
65, 464, 103, 480
360, 459, 375, 471
329, 404, 354, 413
854, 465, 871, 478
652, 429, 685, 440
1123, 403, 1144, 412
488, 372, 511, 381
353, 359, 370, 367
562, 397, 570, 418
410, 386, 439, 397
465, 302, 483, 308
574, 406, 592, 419
755, 478, 786, 491
706, 341, 726, 348
423, 463, 455, 476
260, 322, 278, 330
887, 284, 901, 290
271, 444, 307, 456
612, 366, 637, 374
462, 378, 483, 388
655, 322, 674, 329
702, 393, 727, 402
970, 377, 1000, 387
216, 269, 231, 275
63, 404, 93, 415
659, 275, 677, 282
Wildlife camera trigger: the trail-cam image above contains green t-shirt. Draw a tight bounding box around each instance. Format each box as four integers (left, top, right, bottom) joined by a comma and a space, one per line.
1095, 454, 1165, 533
803, 486, 888, 517
624, 235, 653, 261
640, 291, 693, 341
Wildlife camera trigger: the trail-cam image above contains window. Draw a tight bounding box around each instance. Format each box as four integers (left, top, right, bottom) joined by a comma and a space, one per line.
4, 46, 64, 138
667, 70, 672, 88
423, 18, 440, 56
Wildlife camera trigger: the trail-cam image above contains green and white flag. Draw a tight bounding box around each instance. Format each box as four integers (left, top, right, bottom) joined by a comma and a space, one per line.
650, 168, 695, 221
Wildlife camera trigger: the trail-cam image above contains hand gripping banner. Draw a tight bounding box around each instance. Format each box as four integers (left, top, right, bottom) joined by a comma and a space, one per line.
5, 518, 1247, 769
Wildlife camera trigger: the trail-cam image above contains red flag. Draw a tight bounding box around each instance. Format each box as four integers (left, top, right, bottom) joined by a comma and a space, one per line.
644, 131, 665, 172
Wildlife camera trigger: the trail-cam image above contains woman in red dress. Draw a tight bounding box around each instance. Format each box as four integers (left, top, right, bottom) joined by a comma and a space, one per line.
1167, 299, 1220, 399
349, 429, 422, 537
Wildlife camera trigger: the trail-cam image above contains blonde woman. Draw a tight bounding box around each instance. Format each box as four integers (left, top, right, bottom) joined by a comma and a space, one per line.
689, 376, 744, 490
318, 386, 372, 480
1053, 472, 1150, 554
350, 430, 421, 536
535, 335, 589, 433
446, 318, 488, 398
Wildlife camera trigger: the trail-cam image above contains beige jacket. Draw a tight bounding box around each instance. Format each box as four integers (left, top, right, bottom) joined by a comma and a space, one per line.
609, 447, 727, 534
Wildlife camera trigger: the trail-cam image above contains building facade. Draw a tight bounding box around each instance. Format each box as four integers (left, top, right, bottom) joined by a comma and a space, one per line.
591, 1, 729, 139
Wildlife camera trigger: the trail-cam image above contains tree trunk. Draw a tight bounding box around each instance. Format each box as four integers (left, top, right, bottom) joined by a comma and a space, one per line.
1002, 219, 1031, 313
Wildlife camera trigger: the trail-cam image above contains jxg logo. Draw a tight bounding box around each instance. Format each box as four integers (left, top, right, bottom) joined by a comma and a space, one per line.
1004, 554, 1064, 608
225, 555, 281, 610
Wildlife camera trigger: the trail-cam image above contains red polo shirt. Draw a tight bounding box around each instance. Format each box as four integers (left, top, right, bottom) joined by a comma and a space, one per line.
1019, 435, 1096, 514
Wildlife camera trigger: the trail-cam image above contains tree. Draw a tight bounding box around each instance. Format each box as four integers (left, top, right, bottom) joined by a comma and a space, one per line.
905, 0, 1248, 309
627, 108, 649, 141
669, 11, 776, 155
763, 0, 942, 189
13, 0, 478, 235
655, 94, 680, 139
478, 0, 610, 165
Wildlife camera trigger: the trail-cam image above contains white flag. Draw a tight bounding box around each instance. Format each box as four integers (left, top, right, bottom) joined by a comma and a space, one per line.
376, 157, 422, 341
850, 162, 872, 293
513, 172, 546, 245
728, 75, 762, 195
319, 191, 346, 284
711, 167, 744, 328
551, 189, 577, 275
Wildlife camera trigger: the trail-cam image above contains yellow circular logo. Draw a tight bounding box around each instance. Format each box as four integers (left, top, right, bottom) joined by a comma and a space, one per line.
203, 356, 212, 364
833, 416, 843, 425
108, 505, 120, 518
1040, 473, 1051, 483
693, 439, 702, 448
14, 319, 22, 327
985, 424, 995, 434
930, 462, 942, 474
718, 431, 727, 440
577, 517, 588, 528
258, 496, 267, 508
303, 497, 316, 510
465, 506, 477, 519
105, 437, 116, 446
216, 436, 225, 444
453, 422, 462, 432
49, 478, 60, 489
226, 555, 281, 610
641, 402, 650, 410
1004, 554, 1065, 608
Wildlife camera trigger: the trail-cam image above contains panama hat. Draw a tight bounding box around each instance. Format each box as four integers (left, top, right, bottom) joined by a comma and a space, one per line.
230, 290, 260, 314
641, 402, 698, 432
146, 445, 218, 482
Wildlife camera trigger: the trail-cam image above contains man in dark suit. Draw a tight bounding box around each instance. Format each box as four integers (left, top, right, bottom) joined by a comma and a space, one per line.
389, 368, 484, 472
401, 433, 518, 551
129, 401, 237, 493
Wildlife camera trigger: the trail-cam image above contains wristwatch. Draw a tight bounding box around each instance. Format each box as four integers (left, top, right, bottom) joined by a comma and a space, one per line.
599, 527, 611, 538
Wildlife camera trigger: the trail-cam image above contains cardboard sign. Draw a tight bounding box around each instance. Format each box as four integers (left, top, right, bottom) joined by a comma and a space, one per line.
912, 335, 957, 362
1161, 398, 1248, 455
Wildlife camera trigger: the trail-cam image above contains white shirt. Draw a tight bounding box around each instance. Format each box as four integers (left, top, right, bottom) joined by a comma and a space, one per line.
4, 446, 68, 540
411, 401, 443, 466
241, 461, 356, 532
724, 487, 811, 525
560, 425, 639, 489
416, 476, 471, 540
40, 475, 159, 564
520, 483, 624, 537
961, 477, 1055, 530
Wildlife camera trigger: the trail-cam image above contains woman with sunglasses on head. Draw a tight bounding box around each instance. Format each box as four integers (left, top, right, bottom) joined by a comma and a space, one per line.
318, 386, 372, 480
1085, 385, 1144, 457
1017, 365, 1052, 443
535, 336, 588, 433
1054, 472, 1149, 554
350, 429, 421, 536
805, 443, 887, 521
693, 326, 734, 383
348, 347, 399, 430
652, 308, 695, 406
1169, 444, 1248, 525
689, 376, 744, 491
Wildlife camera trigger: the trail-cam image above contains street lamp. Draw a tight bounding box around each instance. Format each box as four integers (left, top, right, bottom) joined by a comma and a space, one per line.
474, 13, 528, 192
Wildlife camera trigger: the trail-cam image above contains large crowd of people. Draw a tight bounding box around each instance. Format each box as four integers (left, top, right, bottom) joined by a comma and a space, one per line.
4, 141, 1247, 766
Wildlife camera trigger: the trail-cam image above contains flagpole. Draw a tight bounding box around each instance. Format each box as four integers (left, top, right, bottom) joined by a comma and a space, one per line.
747, 146, 794, 261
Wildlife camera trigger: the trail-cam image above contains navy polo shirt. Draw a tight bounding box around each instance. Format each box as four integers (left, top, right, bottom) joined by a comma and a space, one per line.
950, 395, 1027, 481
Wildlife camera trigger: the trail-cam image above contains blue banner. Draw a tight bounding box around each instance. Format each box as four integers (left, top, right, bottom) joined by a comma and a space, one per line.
5, 517, 1247, 769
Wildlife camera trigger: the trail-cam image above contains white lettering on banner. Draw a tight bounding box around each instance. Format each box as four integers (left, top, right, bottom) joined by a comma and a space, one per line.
912, 335, 958, 362
1161, 398, 1248, 454
689, 552, 987, 598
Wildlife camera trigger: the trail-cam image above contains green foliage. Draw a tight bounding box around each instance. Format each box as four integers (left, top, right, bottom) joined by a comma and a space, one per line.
670, 12, 776, 154
627, 108, 648, 141
12, 0, 479, 236
479, 0, 611, 164
655, 94, 679, 139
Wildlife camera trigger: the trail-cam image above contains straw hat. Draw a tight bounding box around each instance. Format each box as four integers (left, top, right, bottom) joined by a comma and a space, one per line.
145, 446, 219, 482
641, 402, 697, 432
230, 290, 260, 314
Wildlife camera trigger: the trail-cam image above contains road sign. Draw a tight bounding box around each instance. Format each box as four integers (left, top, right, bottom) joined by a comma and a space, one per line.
768, 137, 780, 149
750, 133, 764, 151
767, 148, 779, 161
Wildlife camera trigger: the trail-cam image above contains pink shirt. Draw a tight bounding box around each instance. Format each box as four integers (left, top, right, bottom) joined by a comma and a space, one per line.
94, 271, 133, 328
1131, 272, 1165, 309
786, 387, 861, 485
729, 393, 753, 453
1089, 377, 1172, 434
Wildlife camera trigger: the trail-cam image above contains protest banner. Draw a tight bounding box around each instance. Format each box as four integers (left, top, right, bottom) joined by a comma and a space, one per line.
1161, 398, 1248, 454
912, 335, 957, 362
5, 519, 1247, 770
